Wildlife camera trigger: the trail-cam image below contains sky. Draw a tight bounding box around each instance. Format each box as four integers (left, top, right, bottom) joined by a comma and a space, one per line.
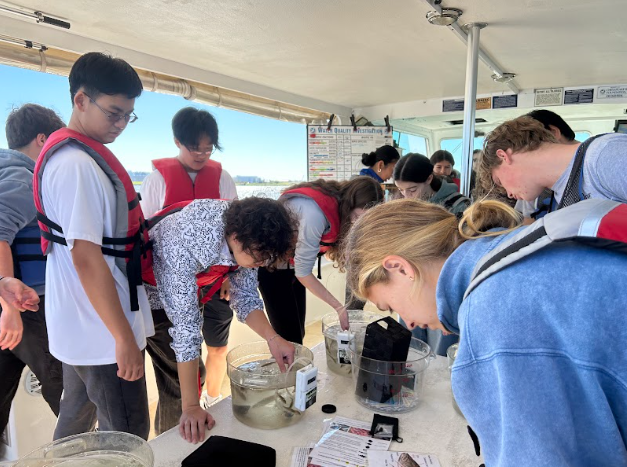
0, 64, 308, 181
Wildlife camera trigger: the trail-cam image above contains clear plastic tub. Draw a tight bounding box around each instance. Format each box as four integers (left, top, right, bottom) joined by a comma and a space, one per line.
349, 331, 434, 413
227, 341, 314, 429
447, 343, 464, 417
321, 310, 382, 376
13, 431, 153, 466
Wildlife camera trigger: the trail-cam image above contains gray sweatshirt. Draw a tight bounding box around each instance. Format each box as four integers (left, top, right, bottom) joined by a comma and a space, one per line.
0, 148, 43, 294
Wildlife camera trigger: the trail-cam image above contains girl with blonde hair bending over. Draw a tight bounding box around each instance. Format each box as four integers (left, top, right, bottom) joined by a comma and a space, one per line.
343, 198, 627, 466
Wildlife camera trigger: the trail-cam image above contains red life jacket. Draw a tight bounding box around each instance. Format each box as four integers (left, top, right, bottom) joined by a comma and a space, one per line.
141, 200, 238, 304
32, 128, 150, 311
281, 187, 341, 254
152, 157, 221, 207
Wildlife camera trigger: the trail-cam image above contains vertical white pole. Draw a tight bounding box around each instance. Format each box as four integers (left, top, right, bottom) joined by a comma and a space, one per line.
460, 23, 486, 197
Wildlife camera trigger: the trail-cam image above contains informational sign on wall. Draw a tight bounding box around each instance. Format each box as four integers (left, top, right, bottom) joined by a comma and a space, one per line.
597, 85, 627, 100
308, 125, 393, 181
534, 88, 563, 107
564, 88, 594, 105
493, 94, 518, 109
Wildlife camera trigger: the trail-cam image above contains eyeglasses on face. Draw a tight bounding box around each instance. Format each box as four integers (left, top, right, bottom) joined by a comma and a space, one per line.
85, 93, 138, 124
186, 146, 215, 156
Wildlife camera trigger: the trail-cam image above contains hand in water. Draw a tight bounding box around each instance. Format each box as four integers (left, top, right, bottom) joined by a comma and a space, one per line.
0, 278, 39, 311
179, 405, 216, 444
336, 305, 350, 331
268, 335, 295, 373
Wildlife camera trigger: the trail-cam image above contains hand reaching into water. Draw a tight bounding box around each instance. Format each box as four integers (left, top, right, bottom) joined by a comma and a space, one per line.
267, 334, 295, 373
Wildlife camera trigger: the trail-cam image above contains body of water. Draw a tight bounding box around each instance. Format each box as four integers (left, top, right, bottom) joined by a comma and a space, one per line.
236, 185, 284, 200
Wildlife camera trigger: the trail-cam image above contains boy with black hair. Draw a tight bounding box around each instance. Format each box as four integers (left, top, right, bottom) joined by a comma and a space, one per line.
146, 196, 297, 444
0, 104, 65, 436
33, 52, 154, 440
141, 107, 238, 430
526, 109, 576, 143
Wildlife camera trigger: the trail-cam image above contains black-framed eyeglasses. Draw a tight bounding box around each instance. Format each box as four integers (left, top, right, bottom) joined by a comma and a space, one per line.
85, 93, 138, 124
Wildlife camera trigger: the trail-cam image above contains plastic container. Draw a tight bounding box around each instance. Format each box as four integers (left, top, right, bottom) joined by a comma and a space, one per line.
447, 343, 464, 417
13, 432, 153, 466
321, 310, 382, 376
227, 341, 314, 429
349, 331, 434, 413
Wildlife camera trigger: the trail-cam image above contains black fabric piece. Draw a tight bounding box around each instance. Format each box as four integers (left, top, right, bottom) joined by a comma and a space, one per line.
557, 134, 605, 210
322, 404, 336, 414
37, 211, 63, 233
12, 237, 41, 244
357, 317, 412, 403
443, 193, 465, 209
41, 230, 67, 246
102, 231, 140, 246
127, 195, 140, 211
182, 435, 276, 467
475, 226, 547, 279
13, 254, 47, 262
370, 414, 402, 443
467, 425, 481, 456
258, 267, 306, 344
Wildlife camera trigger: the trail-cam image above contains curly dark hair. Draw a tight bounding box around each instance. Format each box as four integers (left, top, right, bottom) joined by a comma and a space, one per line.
224, 197, 298, 268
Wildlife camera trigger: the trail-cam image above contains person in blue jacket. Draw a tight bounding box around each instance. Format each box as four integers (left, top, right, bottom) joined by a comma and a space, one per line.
343, 198, 627, 467
359, 144, 399, 183
0, 104, 65, 435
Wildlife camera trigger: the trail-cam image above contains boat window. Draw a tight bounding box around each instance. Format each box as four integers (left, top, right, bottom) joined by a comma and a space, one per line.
575, 131, 591, 141
393, 131, 428, 157
439, 136, 485, 166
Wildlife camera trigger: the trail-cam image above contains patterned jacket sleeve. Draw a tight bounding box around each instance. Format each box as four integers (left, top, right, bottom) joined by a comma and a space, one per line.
152, 200, 228, 363
228, 267, 264, 322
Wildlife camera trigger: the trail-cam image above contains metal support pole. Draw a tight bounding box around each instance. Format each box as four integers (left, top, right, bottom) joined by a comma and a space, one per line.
460, 22, 486, 197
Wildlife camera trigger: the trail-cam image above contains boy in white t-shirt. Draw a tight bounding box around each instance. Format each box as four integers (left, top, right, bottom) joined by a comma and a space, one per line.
36, 52, 154, 440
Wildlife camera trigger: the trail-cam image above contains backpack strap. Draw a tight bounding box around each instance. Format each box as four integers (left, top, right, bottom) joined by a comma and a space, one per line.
556, 134, 606, 210
442, 193, 466, 210
464, 198, 627, 299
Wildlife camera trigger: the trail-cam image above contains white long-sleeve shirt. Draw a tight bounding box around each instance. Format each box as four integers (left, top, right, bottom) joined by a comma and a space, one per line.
149, 199, 263, 363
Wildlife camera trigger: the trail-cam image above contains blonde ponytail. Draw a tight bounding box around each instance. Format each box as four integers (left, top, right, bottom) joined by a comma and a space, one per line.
458, 198, 522, 239
343, 198, 522, 300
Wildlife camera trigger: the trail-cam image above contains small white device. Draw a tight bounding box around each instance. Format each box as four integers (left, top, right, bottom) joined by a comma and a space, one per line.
294, 364, 318, 411
336, 331, 354, 364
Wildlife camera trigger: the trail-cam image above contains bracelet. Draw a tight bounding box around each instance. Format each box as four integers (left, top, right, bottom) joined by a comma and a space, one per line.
334, 305, 346, 313
267, 333, 280, 343
0, 275, 5, 283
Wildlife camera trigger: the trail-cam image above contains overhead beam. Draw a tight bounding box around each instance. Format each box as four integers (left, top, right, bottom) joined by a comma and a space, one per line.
0, 14, 352, 118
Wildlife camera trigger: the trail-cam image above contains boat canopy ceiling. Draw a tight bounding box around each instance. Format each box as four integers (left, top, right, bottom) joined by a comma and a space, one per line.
2, 0, 627, 117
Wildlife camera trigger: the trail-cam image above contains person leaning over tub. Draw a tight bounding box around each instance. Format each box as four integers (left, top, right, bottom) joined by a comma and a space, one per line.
257, 177, 384, 344
392, 153, 470, 355
359, 144, 400, 183
341, 198, 627, 467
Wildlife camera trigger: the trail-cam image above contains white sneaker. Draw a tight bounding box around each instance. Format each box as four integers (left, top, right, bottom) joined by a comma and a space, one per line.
200, 391, 223, 410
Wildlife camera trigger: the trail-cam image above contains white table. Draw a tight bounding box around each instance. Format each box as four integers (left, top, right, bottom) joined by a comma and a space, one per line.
150, 344, 483, 466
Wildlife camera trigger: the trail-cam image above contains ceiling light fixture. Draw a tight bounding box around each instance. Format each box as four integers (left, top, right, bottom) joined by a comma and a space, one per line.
0, 3, 70, 29
426, 8, 463, 26
491, 72, 516, 83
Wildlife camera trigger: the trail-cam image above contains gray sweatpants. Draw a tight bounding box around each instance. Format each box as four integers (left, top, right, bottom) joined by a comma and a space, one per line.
53, 359, 150, 441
